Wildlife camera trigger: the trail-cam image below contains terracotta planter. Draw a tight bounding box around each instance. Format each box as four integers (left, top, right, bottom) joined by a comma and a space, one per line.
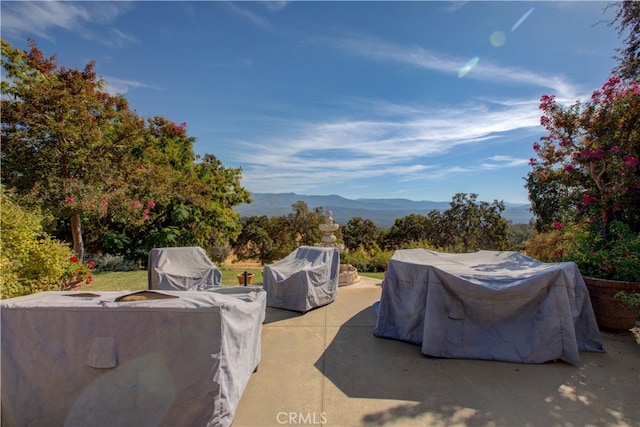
237, 272, 254, 285
584, 277, 640, 330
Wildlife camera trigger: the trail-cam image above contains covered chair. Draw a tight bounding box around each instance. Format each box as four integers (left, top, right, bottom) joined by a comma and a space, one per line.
262, 246, 340, 312
148, 246, 222, 291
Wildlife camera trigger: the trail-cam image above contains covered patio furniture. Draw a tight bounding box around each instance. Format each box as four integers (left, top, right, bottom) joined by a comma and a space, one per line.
1, 287, 266, 427
148, 246, 222, 291
373, 249, 604, 364
262, 246, 340, 312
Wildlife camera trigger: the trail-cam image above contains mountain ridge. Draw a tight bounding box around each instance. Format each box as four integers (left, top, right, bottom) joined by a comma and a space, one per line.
234, 193, 533, 228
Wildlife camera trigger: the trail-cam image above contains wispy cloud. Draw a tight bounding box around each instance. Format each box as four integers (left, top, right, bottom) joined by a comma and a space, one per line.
263, 1, 290, 12
480, 155, 530, 170
102, 76, 159, 96
1, 1, 136, 47
442, 2, 468, 13
315, 34, 581, 100
236, 97, 540, 193
225, 2, 273, 30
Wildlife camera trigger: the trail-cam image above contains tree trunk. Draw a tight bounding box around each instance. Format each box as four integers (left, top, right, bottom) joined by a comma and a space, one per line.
70, 214, 84, 261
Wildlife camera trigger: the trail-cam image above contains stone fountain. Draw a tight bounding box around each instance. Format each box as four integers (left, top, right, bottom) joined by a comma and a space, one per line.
319, 210, 360, 286
319, 211, 339, 247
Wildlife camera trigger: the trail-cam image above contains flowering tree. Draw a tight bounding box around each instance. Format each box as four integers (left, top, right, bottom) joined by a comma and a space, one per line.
526, 76, 640, 234
608, 0, 640, 81
2, 38, 251, 265
1, 38, 149, 260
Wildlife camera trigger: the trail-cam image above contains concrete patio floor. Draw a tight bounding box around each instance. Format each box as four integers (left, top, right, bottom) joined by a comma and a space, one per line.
233, 277, 640, 427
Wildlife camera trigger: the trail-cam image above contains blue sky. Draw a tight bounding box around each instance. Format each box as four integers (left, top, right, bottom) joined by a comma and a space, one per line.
1, 1, 622, 203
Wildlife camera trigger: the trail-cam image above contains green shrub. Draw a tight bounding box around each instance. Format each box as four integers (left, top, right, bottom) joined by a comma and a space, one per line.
565, 220, 640, 282
206, 241, 231, 265
341, 247, 393, 273
88, 253, 139, 272
1, 189, 75, 299
524, 229, 573, 263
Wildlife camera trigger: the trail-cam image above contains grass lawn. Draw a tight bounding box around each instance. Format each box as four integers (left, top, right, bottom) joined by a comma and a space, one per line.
360, 272, 384, 281
85, 269, 384, 292
86, 268, 265, 292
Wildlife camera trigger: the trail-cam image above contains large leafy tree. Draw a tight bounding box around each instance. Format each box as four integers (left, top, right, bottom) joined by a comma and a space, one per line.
232, 215, 275, 264
287, 201, 325, 246
342, 217, 379, 253
92, 119, 250, 263
437, 193, 509, 252
1, 38, 148, 259
381, 213, 433, 250
2, 38, 251, 263
232, 202, 327, 264
609, 0, 640, 81
526, 77, 640, 233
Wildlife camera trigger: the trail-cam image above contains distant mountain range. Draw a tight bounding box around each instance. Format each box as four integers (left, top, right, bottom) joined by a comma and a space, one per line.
234, 193, 533, 228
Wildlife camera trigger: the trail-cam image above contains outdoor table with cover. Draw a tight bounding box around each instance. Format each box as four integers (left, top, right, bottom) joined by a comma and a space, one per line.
373, 249, 605, 364
1, 287, 265, 427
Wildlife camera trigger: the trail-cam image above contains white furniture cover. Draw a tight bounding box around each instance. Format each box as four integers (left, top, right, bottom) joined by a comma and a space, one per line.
1, 287, 266, 427
148, 246, 222, 290
263, 246, 340, 312
373, 249, 605, 364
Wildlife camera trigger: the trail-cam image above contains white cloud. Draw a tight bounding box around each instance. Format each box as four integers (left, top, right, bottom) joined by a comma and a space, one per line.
263, 1, 290, 12
316, 34, 582, 100
442, 2, 468, 13
1, 1, 136, 47
101, 76, 159, 96
225, 2, 273, 30
480, 156, 530, 170
236, 97, 541, 194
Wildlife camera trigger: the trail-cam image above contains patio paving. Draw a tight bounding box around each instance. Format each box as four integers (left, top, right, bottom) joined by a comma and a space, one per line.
233, 277, 640, 427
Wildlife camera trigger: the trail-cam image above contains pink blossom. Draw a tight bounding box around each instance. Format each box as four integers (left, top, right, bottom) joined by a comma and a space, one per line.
580, 149, 592, 159
553, 222, 564, 230
589, 214, 596, 222
138, 165, 146, 170
540, 116, 550, 127
582, 194, 597, 206
147, 200, 156, 209
553, 250, 563, 258
65, 196, 75, 203
624, 156, 639, 168
539, 94, 556, 109
533, 142, 540, 152
101, 199, 108, 206
180, 121, 187, 128
564, 164, 575, 172
144, 214, 150, 220
592, 148, 604, 160
132, 200, 143, 209
528, 158, 537, 166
